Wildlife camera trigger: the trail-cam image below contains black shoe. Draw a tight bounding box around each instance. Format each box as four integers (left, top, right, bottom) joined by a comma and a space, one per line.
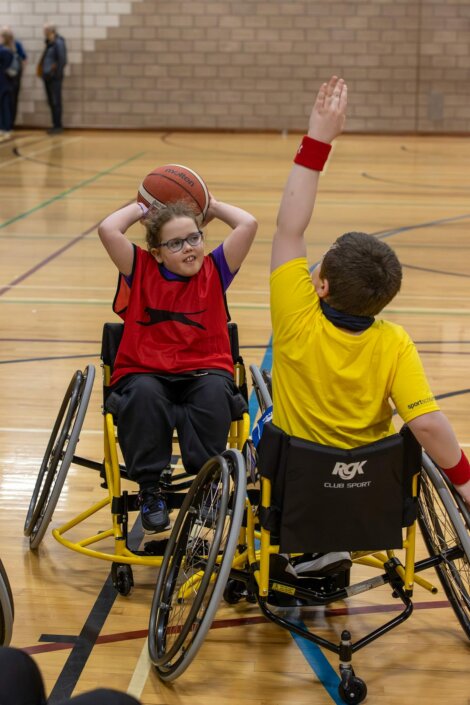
47, 127, 64, 135
138, 488, 170, 533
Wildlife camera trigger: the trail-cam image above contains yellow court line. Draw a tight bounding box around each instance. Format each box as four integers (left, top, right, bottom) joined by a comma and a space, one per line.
127, 638, 151, 700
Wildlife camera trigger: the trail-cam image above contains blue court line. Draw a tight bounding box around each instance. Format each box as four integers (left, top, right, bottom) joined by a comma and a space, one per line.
290, 621, 343, 705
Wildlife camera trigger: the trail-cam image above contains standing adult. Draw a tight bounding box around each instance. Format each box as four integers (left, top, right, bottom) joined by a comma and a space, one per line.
37, 23, 67, 134
0, 31, 14, 140
1, 26, 27, 127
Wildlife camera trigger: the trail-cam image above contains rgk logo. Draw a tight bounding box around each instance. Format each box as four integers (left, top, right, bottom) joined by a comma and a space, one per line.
332, 460, 367, 480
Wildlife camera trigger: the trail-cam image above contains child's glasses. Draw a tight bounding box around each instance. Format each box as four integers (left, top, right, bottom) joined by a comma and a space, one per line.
157, 231, 203, 254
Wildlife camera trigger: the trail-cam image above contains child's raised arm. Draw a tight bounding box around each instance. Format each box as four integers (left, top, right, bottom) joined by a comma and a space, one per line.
205, 196, 258, 274
271, 76, 347, 273
98, 203, 144, 276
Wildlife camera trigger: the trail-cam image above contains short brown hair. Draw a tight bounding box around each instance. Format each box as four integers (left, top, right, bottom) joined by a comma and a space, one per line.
320, 232, 402, 316
143, 201, 199, 251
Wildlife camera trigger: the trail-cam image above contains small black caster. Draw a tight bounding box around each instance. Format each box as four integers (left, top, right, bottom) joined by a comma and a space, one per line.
223, 579, 246, 604
111, 563, 134, 596
338, 676, 367, 704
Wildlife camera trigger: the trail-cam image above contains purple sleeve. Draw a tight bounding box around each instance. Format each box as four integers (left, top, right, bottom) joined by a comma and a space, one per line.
210, 243, 237, 292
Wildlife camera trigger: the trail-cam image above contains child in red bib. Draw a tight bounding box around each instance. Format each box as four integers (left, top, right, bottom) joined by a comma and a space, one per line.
98, 196, 257, 532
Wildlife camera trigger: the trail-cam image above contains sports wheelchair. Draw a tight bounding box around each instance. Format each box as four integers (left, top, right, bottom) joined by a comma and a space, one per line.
0, 559, 14, 646
147, 365, 470, 704
23, 322, 250, 595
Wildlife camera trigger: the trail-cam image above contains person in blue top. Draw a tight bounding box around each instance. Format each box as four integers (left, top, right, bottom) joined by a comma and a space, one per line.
1, 27, 27, 127
37, 23, 67, 134
0, 28, 14, 139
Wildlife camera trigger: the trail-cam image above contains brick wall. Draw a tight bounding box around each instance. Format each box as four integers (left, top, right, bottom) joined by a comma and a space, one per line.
3, 0, 470, 132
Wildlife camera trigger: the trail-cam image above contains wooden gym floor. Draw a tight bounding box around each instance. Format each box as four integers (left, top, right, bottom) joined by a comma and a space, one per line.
0, 129, 469, 704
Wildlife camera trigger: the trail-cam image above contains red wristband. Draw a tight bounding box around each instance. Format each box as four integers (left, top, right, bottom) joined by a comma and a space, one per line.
294, 136, 332, 171
442, 450, 470, 485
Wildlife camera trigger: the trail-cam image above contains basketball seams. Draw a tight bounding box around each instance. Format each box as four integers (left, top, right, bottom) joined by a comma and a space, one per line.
138, 183, 166, 209
150, 174, 203, 213
137, 164, 209, 226
171, 164, 209, 218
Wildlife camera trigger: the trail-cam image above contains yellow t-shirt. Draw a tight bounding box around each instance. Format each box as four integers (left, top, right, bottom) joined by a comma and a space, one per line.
270, 258, 439, 447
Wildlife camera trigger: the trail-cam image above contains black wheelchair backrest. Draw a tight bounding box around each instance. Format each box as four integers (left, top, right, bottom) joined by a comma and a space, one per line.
101, 322, 124, 369
101, 321, 241, 372
257, 422, 422, 553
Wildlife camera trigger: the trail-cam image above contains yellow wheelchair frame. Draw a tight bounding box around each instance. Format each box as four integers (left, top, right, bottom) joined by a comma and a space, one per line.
146, 364, 470, 703
24, 322, 250, 595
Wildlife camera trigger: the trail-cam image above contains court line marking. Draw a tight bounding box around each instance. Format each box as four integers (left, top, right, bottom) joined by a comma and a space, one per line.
0, 427, 102, 435
0, 137, 83, 168
126, 638, 151, 699
0, 150, 144, 300
22, 599, 452, 700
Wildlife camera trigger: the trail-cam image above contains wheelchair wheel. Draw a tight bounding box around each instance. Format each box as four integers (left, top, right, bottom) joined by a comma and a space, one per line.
249, 364, 272, 414
418, 453, 470, 639
148, 449, 246, 681
24, 365, 95, 549
0, 559, 14, 646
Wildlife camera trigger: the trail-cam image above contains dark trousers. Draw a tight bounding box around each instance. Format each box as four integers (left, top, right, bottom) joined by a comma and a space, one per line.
0, 646, 141, 704
11, 73, 21, 125
0, 87, 13, 132
109, 373, 236, 487
43, 76, 63, 128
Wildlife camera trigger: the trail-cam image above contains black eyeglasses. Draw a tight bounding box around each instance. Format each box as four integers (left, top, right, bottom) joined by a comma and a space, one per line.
157, 231, 203, 254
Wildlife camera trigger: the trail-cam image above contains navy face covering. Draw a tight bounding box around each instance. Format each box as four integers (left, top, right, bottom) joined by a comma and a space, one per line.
320, 299, 375, 332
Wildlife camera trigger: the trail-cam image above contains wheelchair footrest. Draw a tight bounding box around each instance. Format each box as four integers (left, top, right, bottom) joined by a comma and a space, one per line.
131, 539, 169, 557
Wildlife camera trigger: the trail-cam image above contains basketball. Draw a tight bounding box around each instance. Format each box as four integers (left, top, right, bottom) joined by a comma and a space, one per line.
137, 164, 209, 225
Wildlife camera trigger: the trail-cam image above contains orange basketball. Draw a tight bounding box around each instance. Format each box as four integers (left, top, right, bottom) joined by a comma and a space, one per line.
137, 164, 209, 225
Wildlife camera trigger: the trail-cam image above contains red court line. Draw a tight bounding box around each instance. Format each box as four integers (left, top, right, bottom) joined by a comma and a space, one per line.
22, 600, 451, 655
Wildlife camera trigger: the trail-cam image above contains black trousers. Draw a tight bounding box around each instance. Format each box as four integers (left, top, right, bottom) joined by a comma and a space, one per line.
0, 87, 13, 132
0, 646, 140, 704
10, 72, 22, 125
108, 372, 237, 487
43, 76, 63, 128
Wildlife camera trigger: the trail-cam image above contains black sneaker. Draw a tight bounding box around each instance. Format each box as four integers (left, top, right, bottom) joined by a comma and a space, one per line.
138, 488, 170, 533
292, 551, 352, 576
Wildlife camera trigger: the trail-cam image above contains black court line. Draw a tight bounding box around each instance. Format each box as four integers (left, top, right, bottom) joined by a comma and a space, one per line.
47, 519, 144, 704
13, 145, 147, 180
362, 171, 470, 191
0, 354, 100, 365
402, 263, 470, 279
371, 213, 470, 241
435, 388, 470, 402
0, 338, 100, 344
5, 346, 470, 367
419, 351, 470, 356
